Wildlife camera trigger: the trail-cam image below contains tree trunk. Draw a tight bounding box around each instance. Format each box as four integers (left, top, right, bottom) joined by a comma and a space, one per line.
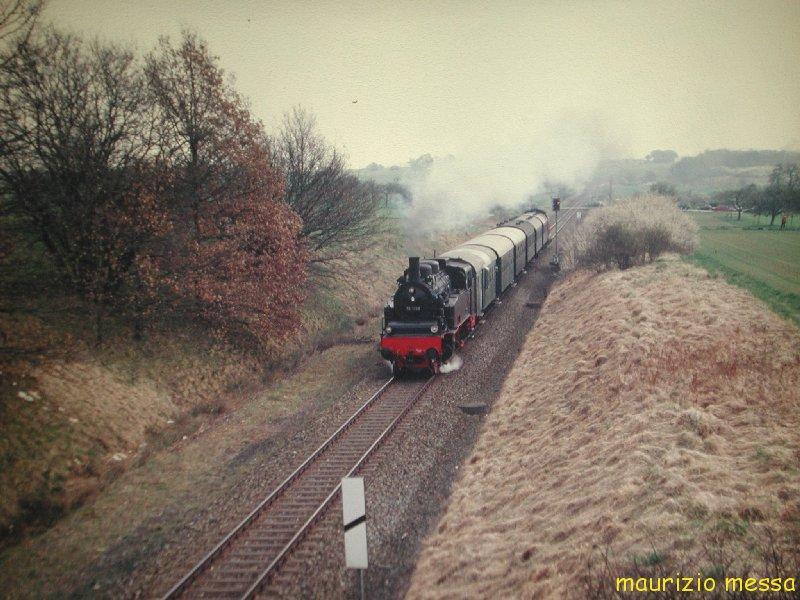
737, 209, 742, 220
94, 303, 104, 348
132, 309, 144, 341
770, 211, 777, 225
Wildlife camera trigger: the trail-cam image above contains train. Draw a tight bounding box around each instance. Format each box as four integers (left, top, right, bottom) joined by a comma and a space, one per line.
379, 210, 550, 375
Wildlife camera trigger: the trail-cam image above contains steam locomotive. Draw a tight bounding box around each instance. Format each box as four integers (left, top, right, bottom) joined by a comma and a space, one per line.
379, 210, 550, 374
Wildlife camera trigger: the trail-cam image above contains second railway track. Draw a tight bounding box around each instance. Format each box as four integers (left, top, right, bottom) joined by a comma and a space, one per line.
163, 376, 432, 599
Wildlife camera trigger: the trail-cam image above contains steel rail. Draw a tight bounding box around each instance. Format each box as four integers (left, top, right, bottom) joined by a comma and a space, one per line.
241, 375, 434, 599
162, 376, 395, 599
164, 203, 582, 599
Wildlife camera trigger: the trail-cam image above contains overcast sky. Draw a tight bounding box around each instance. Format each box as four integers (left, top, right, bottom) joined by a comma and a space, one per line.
46, 0, 800, 168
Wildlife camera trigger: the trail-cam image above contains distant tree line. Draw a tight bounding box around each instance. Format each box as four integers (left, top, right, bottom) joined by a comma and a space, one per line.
713, 164, 800, 224
670, 149, 800, 185
0, 11, 384, 348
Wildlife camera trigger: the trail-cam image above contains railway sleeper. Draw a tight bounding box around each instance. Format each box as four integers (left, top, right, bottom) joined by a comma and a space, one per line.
324, 447, 366, 458
224, 556, 269, 564
317, 456, 353, 473
228, 550, 277, 562
302, 477, 341, 486
325, 452, 366, 468
247, 529, 300, 539
289, 493, 330, 501
205, 575, 259, 586
280, 489, 328, 498
213, 567, 261, 578
238, 541, 284, 551
265, 507, 312, 515
236, 532, 292, 549
193, 589, 247, 599
276, 494, 323, 510
319, 458, 360, 466
194, 590, 242, 599
196, 579, 248, 591
209, 570, 258, 581
247, 530, 299, 539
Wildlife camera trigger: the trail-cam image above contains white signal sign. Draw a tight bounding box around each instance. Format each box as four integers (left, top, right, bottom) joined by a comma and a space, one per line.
342, 477, 368, 569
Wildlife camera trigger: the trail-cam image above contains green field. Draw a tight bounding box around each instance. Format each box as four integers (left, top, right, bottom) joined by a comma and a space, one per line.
688, 211, 800, 324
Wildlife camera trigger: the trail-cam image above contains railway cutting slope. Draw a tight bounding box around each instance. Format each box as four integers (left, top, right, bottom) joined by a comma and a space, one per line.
406, 259, 800, 599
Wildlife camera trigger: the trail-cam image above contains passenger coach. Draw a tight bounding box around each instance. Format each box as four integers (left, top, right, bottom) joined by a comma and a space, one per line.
379, 209, 550, 374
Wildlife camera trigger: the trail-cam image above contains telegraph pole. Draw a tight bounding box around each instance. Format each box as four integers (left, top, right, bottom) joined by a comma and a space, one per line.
550, 196, 561, 271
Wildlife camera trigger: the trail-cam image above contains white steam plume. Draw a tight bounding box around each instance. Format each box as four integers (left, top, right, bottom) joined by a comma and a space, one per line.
405, 112, 623, 230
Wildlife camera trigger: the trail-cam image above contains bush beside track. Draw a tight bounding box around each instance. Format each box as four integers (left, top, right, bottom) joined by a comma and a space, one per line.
571, 194, 698, 270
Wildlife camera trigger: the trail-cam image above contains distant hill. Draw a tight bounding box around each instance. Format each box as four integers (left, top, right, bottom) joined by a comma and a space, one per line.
584, 149, 800, 201
354, 153, 444, 188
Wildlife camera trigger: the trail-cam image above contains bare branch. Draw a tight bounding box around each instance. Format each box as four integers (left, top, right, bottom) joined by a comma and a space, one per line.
275, 106, 386, 268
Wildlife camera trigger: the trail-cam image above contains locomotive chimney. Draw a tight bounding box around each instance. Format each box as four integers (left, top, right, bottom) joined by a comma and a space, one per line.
408, 256, 421, 282
437, 258, 447, 271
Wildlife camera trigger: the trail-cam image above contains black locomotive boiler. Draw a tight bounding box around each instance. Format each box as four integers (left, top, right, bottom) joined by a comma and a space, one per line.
379, 210, 550, 374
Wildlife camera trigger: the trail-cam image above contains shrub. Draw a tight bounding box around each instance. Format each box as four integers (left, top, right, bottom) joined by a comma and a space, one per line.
576, 194, 698, 270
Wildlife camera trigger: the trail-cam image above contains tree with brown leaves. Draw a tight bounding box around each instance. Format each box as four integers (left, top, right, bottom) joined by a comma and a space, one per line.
146, 31, 307, 347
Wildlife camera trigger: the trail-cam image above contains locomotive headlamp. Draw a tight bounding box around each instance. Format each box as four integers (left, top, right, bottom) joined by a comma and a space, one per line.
385, 326, 392, 334
408, 287, 415, 295
430, 324, 439, 333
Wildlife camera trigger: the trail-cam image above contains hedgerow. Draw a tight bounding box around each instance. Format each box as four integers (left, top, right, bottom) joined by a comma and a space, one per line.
575, 194, 698, 270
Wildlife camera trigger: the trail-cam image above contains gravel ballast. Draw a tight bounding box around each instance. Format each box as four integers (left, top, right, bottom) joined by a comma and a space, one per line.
261, 244, 563, 599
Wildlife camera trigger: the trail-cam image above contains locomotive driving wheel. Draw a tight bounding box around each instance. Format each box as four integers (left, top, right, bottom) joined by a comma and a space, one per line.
391, 361, 405, 377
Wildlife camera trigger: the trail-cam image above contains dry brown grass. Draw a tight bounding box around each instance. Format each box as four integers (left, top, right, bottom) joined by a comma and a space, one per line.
406, 258, 800, 599
0, 218, 489, 547
0, 314, 264, 544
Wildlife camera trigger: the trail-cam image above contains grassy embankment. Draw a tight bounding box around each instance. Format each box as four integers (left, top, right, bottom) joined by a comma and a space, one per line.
409, 201, 798, 598
0, 208, 487, 550
407, 259, 800, 599
688, 211, 800, 325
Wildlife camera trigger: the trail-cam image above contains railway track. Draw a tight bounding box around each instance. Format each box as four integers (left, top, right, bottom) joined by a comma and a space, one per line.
551, 201, 583, 238
163, 204, 584, 599
163, 376, 432, 599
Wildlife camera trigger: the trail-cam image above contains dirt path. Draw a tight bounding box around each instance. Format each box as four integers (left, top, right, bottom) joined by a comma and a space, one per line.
0, 345, 390, 599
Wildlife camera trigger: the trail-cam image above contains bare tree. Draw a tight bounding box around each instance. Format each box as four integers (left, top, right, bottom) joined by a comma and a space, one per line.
0, 0, 42, 65
0, 30, 159, 340
275, 106, 384, 270
733, 183, 759, 220
145, 31, 282, 226
145, 31, 231, 236
379, 181, 412, 206
757, 164, 799, 225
